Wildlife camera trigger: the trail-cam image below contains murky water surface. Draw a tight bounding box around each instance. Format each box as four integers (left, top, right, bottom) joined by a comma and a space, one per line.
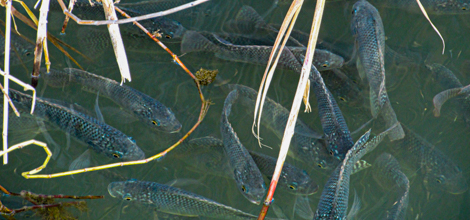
1, 0, 470, 219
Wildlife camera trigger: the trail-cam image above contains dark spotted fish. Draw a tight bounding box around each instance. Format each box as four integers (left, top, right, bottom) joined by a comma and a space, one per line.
8, 89, 145, 160
181, 30, 344, 72
220, 89, 266, 204
351, 0, 404, 141
394, 125, 468, 194
42, 68, 181, 133
108, 180, 282, 220
185, 136, 319, 196
426, 63, 470, 124
223, 5, 305, 47
314, 126, 392, 219
222, 84, 337, 170
373, 153, 410, 220
370, 0, 470, 14
309, 65, 354, 160
321, 68, 364, 107
0, 33, 34, 66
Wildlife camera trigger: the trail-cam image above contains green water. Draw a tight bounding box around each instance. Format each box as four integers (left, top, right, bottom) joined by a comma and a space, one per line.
1, 0, 470, 219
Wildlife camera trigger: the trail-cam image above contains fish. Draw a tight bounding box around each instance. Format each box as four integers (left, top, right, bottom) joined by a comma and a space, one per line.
426, 63, 470, 124
185, 136, 319, 196
0, 32, 34, 66
309, 64, 354, 160
321, 68, 364, 107
108, 180, 283, 220
181, 30, 344, 72
369, 0, 470, 15
394, 124, 468, 194
223, 5, 305, 47
50, 0, 186, 40
432, 84, 470, 118
372, 153, 409, 220
351, 0, 404, 141
222, 84, 337, 170
314, 125, 394, 219
8, 89, 145, 161
42, 68, 182, 133
220, 89, 266, 204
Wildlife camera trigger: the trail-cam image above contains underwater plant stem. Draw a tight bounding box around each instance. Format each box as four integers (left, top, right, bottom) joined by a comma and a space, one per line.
31, 0, 50, 88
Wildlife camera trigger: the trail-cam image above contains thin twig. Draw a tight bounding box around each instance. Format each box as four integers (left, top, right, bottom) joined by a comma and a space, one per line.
416, 0, 445, 54
60, 0, 76, 34
56, 0, 209, 25
22, 102, 210, 178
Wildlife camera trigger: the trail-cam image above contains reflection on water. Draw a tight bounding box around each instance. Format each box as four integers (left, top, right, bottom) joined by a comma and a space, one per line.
1, 0, 470, 219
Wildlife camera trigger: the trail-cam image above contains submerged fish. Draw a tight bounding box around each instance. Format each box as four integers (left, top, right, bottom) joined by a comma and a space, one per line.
222, 84, 337, 170
108, 180, 279, 220
351, 0, 404, 141
370, 0, 470, 15
42, 68, 182, 133
181, 31, 344, 72
427, 63, 470, 125
220, 90, 266, 204
8, 89, 145, 160
0, 33, 34, 66
395, 125, 468, 194
321, 68, 364, 107
309, 64, 354, 160
185, 136, 319, 196
314, 126, 393, 219
372, 153, 409, 220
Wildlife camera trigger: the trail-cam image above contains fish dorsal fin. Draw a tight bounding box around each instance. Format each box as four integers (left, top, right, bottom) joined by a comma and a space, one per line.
180, 31, 218, 54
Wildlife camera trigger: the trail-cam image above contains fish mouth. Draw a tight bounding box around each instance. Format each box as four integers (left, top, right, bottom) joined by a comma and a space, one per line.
169, 123, 182, 133
107, 182, 123, 198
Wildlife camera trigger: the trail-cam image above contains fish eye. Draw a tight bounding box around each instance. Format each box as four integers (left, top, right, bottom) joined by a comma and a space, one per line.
113, 153, 121, 158
289, 182, 298, 190
317, 162, 324, 168
152, 120, 161, 126
165, 34, 172, 39
339, 97, 347, 102
241, 185, 247, 192
24, 51, 31, 56
463, 7, 467, 10
329, 150, 334, 156
436, 176, 445, 184
124, 197, 132, 201
322, 62, 329, 68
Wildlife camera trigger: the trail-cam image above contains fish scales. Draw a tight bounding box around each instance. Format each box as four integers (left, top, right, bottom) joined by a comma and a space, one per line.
185, 136, 319, 195
223, 84, 337, 170
108, 180, 273, 220
309, 65, 354, 160
395, 125, 468, 194
43, 68, 181, 133
351, 0, 404, 141
220, 90, 266, 204
373, 153, 409, 220
8, 89, 145, 160
181, 31, 344, 72
0, 32, 34, 66
314, 126, 392, 219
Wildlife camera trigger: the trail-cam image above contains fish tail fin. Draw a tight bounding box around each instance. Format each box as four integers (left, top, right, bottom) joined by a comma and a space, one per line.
346, 190, 361, 220
181, 31, 218, 54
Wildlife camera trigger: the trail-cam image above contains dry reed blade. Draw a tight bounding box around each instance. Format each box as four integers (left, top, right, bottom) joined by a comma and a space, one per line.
56, 0, 209, 25
258, 0, 326, 219
31, 0, 49, 88
60, 0, 76, 34
2, 0, 12, 165
416, 0, 445, 54
253, 0, 304, 145
101, 0, 131, 85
